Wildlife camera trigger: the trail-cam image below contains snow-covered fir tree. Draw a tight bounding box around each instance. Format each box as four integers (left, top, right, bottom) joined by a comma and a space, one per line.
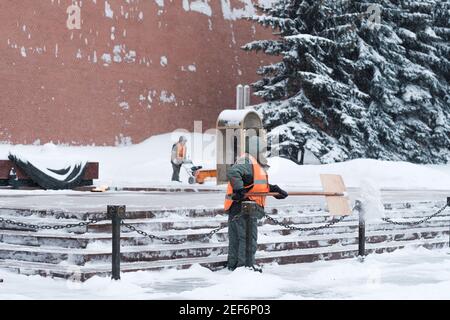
244, 0, 450, 164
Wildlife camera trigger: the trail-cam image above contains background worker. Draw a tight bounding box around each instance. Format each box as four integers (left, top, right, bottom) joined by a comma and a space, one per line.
171, 136, 187, 182
225, 136, 288, 272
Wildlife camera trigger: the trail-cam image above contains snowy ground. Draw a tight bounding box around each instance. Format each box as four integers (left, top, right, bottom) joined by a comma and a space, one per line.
1, 132, 448, 215
0, 189, 447, 212
1, 133, 449, 300
1, 247, 450, 300
1, 132, 449, 190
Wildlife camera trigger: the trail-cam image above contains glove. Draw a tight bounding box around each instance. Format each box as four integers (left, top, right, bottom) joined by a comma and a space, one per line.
232, 188, 248, 201
270, 185, 288, 200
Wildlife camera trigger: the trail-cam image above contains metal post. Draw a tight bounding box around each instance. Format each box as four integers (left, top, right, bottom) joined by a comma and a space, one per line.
108, 205, 125, 281
244, 85, 251, 107
236, 85, 244, 110
355, 200, 366, 261
242, 201, 256, 267
448, 197, 450, 249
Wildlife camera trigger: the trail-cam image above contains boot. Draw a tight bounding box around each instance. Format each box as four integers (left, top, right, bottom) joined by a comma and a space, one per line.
226, 263, 237, 272
250, 265, 263, 273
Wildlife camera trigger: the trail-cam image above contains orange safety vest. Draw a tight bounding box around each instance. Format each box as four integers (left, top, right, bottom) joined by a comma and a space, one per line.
177, 143, 186, 159
224, 154, 270, 211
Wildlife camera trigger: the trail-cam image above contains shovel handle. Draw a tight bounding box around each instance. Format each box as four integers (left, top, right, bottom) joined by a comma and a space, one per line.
246, 192, 346, 197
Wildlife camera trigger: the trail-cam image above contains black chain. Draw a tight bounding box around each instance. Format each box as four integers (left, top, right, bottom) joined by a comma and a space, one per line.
382, 204, 448, 226
0, 216, 99, 230
121, 222, 186, 244
120, 215, 242, 245
3, 203, 444, 242
121, 214, 242, 244
264, 214, 347, 232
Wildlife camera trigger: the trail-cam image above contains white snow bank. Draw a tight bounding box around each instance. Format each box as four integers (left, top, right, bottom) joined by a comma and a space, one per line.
9, 143, 88, 169
0, 132, 449, 190
0, 132, 217, 188
1, 247, 450, 300
358, 178, 385, 222
268, 157, 450, 190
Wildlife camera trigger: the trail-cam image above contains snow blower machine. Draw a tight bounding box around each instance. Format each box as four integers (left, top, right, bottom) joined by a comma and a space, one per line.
182, 160, 217, 185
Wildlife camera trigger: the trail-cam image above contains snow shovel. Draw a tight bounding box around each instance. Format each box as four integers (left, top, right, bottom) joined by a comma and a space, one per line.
243, 174, 352, 216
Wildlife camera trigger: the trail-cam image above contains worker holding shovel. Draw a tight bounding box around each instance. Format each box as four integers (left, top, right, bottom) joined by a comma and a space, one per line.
224, 136, 288, 272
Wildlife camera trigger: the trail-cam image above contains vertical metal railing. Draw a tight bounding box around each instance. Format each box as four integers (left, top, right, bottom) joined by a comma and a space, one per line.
355, 200, 366, 260
108, 205, 126, 281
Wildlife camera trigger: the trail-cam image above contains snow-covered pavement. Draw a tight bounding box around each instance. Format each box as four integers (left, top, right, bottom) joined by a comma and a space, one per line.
1, 132, 449, 299
0, 189, 448, 212
1, 247, 450, 300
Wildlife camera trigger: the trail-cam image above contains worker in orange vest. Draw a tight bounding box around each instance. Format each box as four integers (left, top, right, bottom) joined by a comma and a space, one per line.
224, 136, 288, 272
171, 136, 187, 182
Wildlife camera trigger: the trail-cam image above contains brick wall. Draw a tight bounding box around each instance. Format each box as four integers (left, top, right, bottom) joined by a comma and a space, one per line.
0, 0, 275, 145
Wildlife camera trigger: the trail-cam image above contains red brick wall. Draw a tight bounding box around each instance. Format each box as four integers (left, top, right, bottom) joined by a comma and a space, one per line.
0, 0, 275, 145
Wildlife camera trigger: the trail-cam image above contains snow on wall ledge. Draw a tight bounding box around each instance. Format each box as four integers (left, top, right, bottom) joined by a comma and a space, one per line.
0, 0, 276, 145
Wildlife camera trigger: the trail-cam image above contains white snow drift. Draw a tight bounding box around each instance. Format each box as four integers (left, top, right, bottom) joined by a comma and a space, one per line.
1, 247, 450, 300
0, 132, 449, 190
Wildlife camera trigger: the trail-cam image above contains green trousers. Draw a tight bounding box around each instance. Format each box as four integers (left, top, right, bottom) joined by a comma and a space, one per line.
227, 203, 264, 270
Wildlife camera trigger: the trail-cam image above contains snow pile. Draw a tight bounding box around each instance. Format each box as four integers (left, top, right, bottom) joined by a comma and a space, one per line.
171, 265, 292, 300
9, 143, 88, 172
358, 178, 385, 223
268, 157, 450, 190
1, 247, 450, 299
0, 132, 216, 188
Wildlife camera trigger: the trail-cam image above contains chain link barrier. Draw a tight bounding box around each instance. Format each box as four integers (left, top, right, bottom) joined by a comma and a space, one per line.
381, 203, 449, 227
264, 214, 347, 232
262, 204, 359, 232
121, 214, 243, 245
1, 201, 448, 242
121, 222, 187, 244
0, 216, 99, 230
121, 208, 349, 244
